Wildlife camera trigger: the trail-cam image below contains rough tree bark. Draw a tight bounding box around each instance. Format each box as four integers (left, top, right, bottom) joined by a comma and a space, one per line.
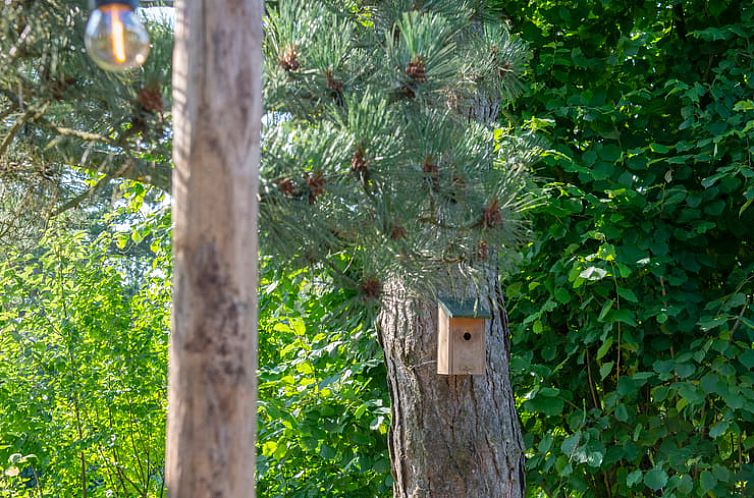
378, 278, 525, 498
378, 93, 525, 498
166, 0, 263, 497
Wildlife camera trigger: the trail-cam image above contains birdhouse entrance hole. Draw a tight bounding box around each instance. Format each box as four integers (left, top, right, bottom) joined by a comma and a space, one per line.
437, 298, 490, 376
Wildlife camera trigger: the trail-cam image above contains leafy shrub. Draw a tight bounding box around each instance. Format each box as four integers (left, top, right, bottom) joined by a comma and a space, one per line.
501, 0, 754, 496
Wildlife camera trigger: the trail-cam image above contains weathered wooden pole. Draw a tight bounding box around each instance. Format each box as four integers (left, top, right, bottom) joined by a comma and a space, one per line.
167, 0, 263, 496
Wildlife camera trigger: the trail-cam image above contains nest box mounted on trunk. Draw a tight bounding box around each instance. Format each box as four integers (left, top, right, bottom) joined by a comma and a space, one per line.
437, 298, 490, 376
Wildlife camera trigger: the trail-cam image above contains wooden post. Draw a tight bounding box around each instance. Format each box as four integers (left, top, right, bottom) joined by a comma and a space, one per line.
167, 0, 263, 496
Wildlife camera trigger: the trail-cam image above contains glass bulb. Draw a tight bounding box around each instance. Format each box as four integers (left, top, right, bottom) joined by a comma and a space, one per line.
85, 3, 150, 72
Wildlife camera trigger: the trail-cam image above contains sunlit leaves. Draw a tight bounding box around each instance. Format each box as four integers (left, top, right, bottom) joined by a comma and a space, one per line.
503, 0, 754, 496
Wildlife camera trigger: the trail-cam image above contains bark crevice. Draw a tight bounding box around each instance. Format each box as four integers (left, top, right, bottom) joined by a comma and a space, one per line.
378, 278, 524, 498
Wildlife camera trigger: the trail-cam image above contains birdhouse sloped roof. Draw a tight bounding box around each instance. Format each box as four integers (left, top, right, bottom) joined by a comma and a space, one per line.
438, 298, 491, 318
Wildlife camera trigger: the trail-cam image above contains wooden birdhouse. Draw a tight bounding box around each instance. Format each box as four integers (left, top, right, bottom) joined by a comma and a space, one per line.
437, 298, 490, 376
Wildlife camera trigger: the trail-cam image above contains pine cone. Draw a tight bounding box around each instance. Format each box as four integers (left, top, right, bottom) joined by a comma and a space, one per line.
306, 172, 325, 204
498, 62, 512, 80
359, 278, 382, 299
276, 177, 297, 196
50, 77, 76, 101
422, 156, 439, 190
325, 70, 344, 94
279, 47, 300, 72
351, 147, 369, 174
480, 199, 503, 229
137, 87, 163, 113
390, 225, 407, 241
405, 56, 426, 82
477, 240, 489, 260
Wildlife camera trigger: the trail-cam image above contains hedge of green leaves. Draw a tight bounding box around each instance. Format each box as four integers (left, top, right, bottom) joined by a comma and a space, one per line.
0, 211, 391, 497
257, 265, 390, 497
501, 0, 754, 496
0, 213, 172, 496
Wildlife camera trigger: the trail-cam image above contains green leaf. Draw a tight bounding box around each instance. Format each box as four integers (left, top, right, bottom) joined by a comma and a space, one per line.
615, 403, 629, 422
554, 288, 570, 303
709, 420, 729, 438
596, 336, 613, 361
608, 309, 637, 326
626, 469, 643, 487
319, 445, 337, 459
650, 143, 672, 153
700, 373, 721, 394
616, 287, 638, 303
600, 361, 614, 380
676, 474, 693, 493
675, 362, 695, 379
739, 350, 754, 369
586, 451, 603, 468
580, 266, 608, 281
555, 456, 573, 477
653, 360, 674, 374
561, 433, 581, 457
273, 442, 288, 460
644, 467, 668, 491
538, 434, 553, 454
712, 464, 731, 483
527, 389, 564, 417
700, 470, 717, 493
598, 299, 614, 321
115, 232, 129, 250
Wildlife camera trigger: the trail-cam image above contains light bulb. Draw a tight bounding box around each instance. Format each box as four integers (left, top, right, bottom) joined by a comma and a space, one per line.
85, 1, 150, 72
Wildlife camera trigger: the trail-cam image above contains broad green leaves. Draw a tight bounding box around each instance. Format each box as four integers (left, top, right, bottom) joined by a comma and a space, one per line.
503, 0, 754, 496
0, 216, 172, 497
256, 265, 391, 497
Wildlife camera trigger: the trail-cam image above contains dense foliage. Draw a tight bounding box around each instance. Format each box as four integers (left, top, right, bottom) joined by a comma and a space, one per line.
257, 267, 390, 497
0, 208, 171, 496
3, 0, 754, 497
0, 209, 392, 497
0, 0, 173, 249
500, 0, 754, 496
261, 0, 534, 300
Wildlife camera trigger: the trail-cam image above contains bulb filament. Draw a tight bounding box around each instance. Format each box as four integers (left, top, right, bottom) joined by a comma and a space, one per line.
102, 4, 129, 64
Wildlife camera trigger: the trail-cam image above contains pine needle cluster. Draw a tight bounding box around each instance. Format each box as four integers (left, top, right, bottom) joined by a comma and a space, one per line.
0, 0, 173, 248
1, 0, 538, 301
261, 0, 537, 301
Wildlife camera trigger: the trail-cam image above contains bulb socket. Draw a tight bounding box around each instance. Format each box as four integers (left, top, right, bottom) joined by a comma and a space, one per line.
92, 0, 138, 9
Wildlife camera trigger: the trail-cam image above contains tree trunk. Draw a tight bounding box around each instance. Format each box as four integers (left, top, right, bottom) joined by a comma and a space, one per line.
166, 0, 263, 497
378, 278, 525, 498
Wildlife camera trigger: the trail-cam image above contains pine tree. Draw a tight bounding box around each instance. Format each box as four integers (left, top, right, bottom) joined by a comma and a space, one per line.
2, 0, 537, 495
263, 2, 535, 496
0, 0, 173, 248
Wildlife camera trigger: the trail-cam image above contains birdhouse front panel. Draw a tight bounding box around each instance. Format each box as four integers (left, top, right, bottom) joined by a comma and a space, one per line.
437, 300, 488, 376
